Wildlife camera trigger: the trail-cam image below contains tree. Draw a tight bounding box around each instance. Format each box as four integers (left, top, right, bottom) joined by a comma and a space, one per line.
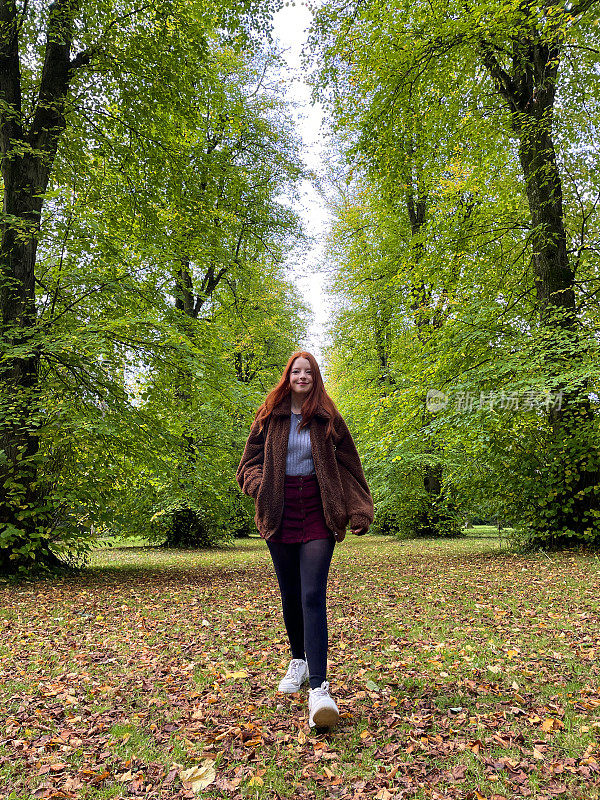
311, 0, 600, 545
0, 0, 297, 569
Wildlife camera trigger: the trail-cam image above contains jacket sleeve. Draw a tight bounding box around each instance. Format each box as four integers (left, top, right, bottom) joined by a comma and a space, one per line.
236, 417, 265, 500
334, 416, 374, 533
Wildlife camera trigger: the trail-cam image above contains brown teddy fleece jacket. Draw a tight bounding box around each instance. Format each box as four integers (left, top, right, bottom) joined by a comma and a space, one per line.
236, 394, 374, 540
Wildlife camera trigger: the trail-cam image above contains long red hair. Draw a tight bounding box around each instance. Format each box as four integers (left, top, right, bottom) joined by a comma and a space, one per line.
256, 351, 339, 437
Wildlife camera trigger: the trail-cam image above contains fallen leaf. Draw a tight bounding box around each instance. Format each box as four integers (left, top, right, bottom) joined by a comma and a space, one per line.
180, 761, 216, 792
89, 770, 110, 785
541, 718, 561, 732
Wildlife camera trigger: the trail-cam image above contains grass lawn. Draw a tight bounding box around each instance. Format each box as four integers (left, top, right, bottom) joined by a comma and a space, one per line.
1, 530, 599, 799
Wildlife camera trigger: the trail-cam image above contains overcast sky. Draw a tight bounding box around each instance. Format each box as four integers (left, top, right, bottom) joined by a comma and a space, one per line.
272, 2, 332, 365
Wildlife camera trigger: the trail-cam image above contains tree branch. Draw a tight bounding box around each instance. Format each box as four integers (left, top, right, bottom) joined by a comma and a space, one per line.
569, 0, 598, 16
28, 0, 77, 152
479, 39, 519, 109
69, 45, 96, 76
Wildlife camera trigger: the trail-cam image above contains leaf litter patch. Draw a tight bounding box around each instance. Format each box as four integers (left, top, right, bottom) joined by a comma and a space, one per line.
0, 538, 599, 798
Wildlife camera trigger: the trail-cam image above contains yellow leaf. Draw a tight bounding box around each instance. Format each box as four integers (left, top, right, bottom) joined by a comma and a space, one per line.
298, 729, 307, 744
180, 761, 216, 792
541, 718, 555, 732
248, 775, 264, 786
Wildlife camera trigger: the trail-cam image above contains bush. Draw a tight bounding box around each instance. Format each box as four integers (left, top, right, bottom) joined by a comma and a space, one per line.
227, 505, 254, 538
372, 490, 463, 539
469, 413, 600, 549
371, 506, 404, 536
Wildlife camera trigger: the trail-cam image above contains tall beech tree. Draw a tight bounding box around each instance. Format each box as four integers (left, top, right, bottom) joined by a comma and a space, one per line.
312, 0, 600, 545
1, 0, 92, 566
0, 0, 294, 569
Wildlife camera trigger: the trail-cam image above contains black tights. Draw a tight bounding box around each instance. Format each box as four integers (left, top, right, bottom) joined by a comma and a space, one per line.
267, 537, 335, 689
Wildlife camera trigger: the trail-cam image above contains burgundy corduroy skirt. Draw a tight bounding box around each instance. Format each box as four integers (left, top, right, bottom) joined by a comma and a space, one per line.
270, 474, 333, 543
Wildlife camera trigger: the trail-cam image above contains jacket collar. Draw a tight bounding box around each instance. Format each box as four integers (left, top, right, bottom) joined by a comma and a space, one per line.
272, 394, 331, 420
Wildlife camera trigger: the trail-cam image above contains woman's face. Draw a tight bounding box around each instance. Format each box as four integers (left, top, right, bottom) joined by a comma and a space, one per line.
289, 357, 314, 399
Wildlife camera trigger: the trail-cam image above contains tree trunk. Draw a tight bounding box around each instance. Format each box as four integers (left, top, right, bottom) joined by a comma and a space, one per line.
166, 256, 228, 547
0, 0, 85, 568
407, 181, 438, 502
370, 298, 394, 386
405, 172, 457, 533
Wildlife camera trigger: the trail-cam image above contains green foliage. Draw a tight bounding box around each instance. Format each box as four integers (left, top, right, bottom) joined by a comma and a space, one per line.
1, 0, 307, 570
311, 0, 600, 548
371, 493, 463, 540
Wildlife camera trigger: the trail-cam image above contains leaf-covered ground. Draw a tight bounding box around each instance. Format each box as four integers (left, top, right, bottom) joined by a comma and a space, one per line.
1, 532, 599, 800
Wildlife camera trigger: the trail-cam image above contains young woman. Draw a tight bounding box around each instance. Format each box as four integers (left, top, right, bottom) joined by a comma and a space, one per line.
236, 351, 374, 729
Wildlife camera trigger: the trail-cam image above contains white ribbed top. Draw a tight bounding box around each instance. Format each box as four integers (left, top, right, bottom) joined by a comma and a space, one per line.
285, 412, 315, 476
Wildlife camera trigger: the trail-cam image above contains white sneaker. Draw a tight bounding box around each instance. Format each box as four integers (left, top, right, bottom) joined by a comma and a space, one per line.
278, 658, 309, 693
308, 681, 339, 729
